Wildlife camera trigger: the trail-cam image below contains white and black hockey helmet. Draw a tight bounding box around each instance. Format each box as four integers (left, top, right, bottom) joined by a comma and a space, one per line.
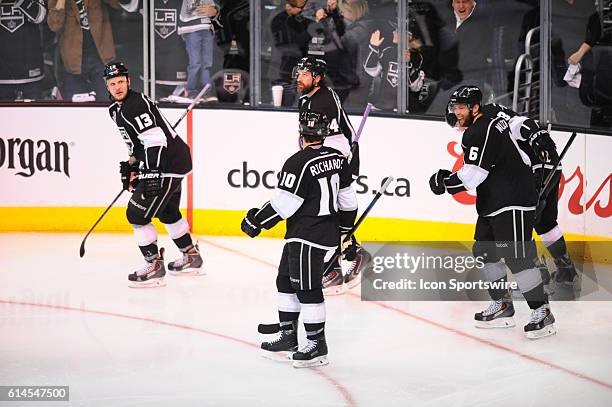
103, 62, 129, 80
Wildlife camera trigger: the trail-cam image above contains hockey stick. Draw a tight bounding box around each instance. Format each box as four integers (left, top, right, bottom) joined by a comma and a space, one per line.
538, 131, 576, 199
172, 83, 211, 129
79, 189, 125, 258
535, 131, 577, 218
258, 176, 394, 335
79, 89, 208, 258
354, 103, 373, 143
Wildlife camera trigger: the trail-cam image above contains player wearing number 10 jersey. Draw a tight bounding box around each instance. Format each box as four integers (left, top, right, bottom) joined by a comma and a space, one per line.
240, 111, 358, 368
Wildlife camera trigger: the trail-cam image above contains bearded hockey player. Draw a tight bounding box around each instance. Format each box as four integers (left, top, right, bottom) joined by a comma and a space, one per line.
430, 85, 556, 339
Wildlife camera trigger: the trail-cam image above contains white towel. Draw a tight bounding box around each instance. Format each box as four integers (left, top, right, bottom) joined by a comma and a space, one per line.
564, 63, 582, 88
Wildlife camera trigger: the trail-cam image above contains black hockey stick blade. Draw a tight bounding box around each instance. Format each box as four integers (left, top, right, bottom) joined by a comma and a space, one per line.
322, 176, 394, 275
79, 189, 125, 258
258, 323, 281, 334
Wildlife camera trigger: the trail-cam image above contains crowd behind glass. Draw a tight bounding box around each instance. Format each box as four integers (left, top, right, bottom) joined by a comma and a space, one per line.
1, 0, 611, 131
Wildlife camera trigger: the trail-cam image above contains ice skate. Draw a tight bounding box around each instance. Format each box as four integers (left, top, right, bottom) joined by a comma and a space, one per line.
525, 304, 556, 339
344, 246, 373, 289
474, 295, 515, 328
322, 268, 345, 296
128, 248, 166, 288
168, 243, 204, 276
291, 337, 329, 368
261, 323, 298, 362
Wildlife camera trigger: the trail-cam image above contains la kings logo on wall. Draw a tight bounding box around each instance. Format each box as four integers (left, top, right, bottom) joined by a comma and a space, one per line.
0, 2, 25, 33
155, 8, 177, 39
224, 73, 242, 94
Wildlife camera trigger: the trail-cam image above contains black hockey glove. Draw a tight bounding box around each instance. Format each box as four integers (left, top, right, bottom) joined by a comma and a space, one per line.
529, 130, 558, 163
120, 161, 140, 191
429, 169, 451, 195
139, 169, 163, 198
340, 234, 358, 262
241, 208, 262, 238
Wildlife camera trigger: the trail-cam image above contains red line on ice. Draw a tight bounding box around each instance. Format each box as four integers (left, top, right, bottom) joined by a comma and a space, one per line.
0, 299, 357, 407
201, 237, 612, 392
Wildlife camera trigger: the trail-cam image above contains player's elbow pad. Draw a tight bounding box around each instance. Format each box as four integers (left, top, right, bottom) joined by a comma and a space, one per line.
138, 127, 167, 149
457, 164, 489, 190
338, 186, 357, 211
270, 189, 304, 219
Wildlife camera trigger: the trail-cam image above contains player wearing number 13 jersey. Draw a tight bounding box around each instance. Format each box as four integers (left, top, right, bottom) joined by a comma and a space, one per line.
105, 62, 202, 289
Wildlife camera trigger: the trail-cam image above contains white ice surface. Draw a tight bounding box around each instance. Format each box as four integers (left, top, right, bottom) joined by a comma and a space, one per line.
0, 233, 611, 407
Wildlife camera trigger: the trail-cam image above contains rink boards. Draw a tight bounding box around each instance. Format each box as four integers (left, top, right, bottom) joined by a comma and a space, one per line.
1, 106, 610, 259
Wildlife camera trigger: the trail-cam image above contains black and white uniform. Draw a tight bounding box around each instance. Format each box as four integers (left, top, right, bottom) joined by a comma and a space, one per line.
442, 115, 546, 308
0, 0, 46, 99
480, 103, 571, 266
109, 89, 193, 257
250, 144, 357, 337
481, 104, 562, 239
363, 44, 428, 112
298, 86, 357, 171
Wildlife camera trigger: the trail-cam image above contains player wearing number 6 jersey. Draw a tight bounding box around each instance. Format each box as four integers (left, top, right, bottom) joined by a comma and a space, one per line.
241, 111, 358, 368
429, 85, 556, 339
105, 62, 203, 288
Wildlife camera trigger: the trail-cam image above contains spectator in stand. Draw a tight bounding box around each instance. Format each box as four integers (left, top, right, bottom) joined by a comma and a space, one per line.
332, 0, 374, 105
48, 0, 122, 102
178, 0, 221, 101
568, 4, 612, 128
270, 0, 313, 106
364, 27, 438, 113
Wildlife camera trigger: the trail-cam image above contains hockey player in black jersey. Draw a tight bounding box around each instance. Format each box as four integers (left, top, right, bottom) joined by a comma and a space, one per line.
477, 103, 579, 288
430, 85, 556, 339
104, 62, 203, 288
241, 111, 358, 367
295, 56, 372, 293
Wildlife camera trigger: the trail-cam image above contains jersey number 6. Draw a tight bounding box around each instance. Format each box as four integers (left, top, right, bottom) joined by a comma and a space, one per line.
469, 146, 479, 161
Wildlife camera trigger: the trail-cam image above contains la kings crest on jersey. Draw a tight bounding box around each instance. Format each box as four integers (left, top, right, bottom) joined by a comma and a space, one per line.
0, 1, 45, 84
0, 2, 24, 32
111, 109, 135, 155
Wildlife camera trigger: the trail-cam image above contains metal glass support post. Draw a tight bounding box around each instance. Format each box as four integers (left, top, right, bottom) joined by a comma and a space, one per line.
142, 0, 149, 96
250, 0, 261, 106
539, 0, 551, 122
398, 0, 408, 113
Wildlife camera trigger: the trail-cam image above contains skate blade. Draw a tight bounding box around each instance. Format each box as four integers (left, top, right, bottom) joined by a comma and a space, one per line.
526, 324, 557, 339
260, 349, 296, 363
168, 268, 205, 277
475, 317, 516, 329
293, 355, 329, 368
128, 277, 166, 288
323, 285, 346, 296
